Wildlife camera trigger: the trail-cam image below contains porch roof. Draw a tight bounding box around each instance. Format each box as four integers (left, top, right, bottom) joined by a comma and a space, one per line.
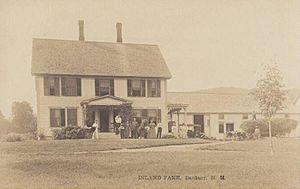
80, 95, 132, 106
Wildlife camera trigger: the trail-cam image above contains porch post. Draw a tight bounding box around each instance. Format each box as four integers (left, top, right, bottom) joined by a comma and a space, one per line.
184, 107, 187, 126
177, 110, 180, 133
82, 104, 87, 126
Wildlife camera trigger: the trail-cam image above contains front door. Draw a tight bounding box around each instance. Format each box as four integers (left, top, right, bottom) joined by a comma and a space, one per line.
99, 109, 109, 132
193, 115, 204, 133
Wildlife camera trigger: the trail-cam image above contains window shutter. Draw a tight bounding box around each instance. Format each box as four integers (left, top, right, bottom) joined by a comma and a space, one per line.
61, 78, 65, 96
95, 79, 99, 96
76, 78, 81, 96
141, 80, 145, 97
110, 79, 114, 96
67, 109, 77, 126
147, 80, 151, 97
157, 80, 161, 97
54, 78, 60, 96
50, 109, 55, 127
127, 80, 132, 96
60, 109, 65, 127
44, 77, 50, 96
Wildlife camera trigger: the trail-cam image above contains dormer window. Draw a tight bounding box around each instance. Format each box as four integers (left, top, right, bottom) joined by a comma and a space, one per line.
95, 79, 114, 96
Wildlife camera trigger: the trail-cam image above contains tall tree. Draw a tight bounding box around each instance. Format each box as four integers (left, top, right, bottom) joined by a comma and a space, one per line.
252, 64, 286, 154
11, 101, 36, 133
0, 110, 11, 135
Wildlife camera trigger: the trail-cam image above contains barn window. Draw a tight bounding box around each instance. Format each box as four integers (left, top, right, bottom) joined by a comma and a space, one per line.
219, 122, 224, 133
226, 123, 234, 132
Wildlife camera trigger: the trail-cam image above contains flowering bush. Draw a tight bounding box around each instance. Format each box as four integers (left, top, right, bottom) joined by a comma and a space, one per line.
53, 126, 93, 140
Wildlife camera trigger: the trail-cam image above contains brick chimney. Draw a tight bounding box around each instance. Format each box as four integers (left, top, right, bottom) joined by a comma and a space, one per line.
116, 22, 122, 43
78, 20, 85, 41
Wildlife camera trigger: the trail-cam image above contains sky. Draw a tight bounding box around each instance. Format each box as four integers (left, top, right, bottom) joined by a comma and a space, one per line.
0, 0, 299, 118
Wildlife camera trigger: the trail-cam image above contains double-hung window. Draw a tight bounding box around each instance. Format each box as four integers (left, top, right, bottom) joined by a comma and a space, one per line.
44, 77, 60, 96
50, 108, 78, 127
50, 109, 65, 127
95, 79, 114, 96
147, 80, 161, 97
61, 78, 81, 96
127, 79, 145, 97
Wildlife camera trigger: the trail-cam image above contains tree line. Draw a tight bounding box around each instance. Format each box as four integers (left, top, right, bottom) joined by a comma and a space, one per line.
0, 101, 36, 136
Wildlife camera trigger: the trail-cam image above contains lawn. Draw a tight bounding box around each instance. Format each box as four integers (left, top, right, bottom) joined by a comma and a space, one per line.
0, 138, 298, 189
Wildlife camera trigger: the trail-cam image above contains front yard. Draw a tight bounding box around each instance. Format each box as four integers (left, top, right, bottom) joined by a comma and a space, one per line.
0, 138, 298, 189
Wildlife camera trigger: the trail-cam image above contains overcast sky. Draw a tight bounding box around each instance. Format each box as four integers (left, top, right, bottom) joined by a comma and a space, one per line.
0, 0, 299, 118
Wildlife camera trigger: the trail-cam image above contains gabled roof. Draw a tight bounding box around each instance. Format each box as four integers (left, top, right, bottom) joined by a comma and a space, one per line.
80, 95, 132, 106
31, 38, 172, 79
167, 88, 300, 114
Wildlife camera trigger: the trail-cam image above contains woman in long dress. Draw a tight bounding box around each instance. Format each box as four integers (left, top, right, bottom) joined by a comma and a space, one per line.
148, 119, 157, 139
124, 121, 131, 138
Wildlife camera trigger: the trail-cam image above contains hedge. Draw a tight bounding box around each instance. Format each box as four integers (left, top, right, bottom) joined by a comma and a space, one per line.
52, 126, 94, 140
240, 118, 297, 137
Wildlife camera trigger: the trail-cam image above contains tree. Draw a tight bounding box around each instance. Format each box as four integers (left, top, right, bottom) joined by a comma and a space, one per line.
240, 118, 297, 137
0, 109, 11, 136
11, 101, 36, 133
251, 64, 286, 154
119, 105, 134, 122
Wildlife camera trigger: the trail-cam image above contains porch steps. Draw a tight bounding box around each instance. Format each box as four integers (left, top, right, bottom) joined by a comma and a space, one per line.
98, 132, 120, 139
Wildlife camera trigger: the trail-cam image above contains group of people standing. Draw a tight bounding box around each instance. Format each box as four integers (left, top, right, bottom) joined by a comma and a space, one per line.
115, 114, 162, 139
90, 114, 163, 139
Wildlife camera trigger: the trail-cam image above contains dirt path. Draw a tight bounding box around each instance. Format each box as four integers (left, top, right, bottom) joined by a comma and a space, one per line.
73, 141, 231, 154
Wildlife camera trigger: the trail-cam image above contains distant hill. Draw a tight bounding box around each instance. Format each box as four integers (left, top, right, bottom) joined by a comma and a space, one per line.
191, 87, 251, 94
169, 87, 300, 103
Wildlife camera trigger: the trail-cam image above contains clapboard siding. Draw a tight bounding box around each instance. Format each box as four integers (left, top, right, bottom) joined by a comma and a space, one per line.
35, 76, 168, 136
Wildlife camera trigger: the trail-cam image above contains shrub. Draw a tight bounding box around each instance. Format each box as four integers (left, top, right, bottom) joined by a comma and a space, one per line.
240, 118, 298, 137
1, 133, 25, 142
53, 126, 94, 140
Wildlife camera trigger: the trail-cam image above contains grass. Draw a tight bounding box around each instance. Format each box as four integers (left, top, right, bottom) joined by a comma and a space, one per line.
0, 138, 298, 189
0, 138, 210, 155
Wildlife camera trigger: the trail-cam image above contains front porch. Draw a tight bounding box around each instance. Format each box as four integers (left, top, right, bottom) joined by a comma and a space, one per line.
80, 95, 132, 133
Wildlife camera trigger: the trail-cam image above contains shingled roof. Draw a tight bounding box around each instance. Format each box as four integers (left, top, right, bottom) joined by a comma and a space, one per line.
31, 38, 172, 79
167, 88, 300, 114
